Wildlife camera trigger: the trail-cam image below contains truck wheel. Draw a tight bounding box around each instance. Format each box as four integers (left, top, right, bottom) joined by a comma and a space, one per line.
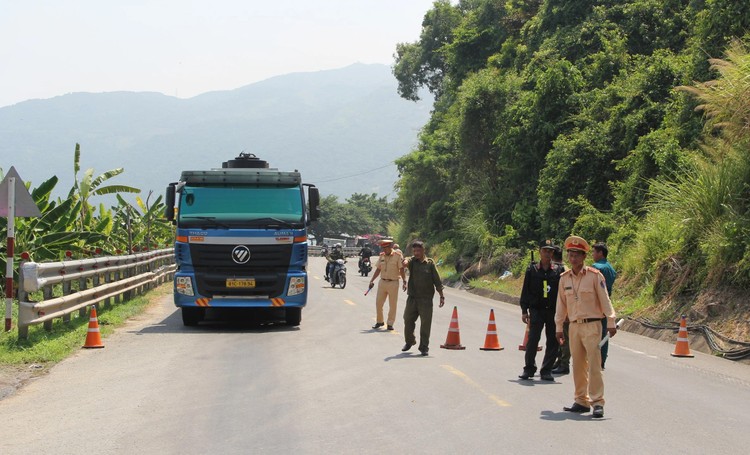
286, 308, 302, 326
182, 307, 204, 326
338, 272, 347, 289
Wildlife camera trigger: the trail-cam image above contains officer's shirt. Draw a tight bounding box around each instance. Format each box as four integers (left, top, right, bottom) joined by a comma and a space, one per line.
376, 251, 403, 280
592, 259, 616, 296
405, 256, 443, 299
555, 266, 616, 332
519, 262, 563, 313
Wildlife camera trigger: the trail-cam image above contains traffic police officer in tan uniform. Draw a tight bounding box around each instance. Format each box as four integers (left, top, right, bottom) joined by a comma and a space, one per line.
368, 239, 406, 330
555, 236, 617, 418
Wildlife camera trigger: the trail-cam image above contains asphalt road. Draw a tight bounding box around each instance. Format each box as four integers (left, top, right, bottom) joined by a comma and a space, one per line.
1, 256, 749, 454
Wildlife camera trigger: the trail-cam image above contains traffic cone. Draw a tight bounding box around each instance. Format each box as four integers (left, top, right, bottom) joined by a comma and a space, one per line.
440, 306, 466, 350
480, 309, 504, 351
518, 321, 542, 351
83, 306, 105, 349
670, 314, 694, 358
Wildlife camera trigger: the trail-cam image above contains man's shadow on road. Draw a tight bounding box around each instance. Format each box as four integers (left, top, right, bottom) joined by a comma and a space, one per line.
540, 410, 604, 421
384, 352, 427, 362
508, 379, 562, 387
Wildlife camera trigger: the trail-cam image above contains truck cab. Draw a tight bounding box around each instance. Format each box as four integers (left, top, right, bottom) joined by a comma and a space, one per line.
165, 153, 319, 326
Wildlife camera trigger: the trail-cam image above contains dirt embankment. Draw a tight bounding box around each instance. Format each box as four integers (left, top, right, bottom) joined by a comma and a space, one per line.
448, 279, 750, 364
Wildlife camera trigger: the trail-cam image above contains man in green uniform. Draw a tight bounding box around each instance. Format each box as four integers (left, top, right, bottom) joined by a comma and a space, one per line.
592, 242, 616, 368
401, 240, 445, 356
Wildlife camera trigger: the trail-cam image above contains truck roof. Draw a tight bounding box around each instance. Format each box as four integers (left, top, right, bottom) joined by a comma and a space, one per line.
180, 168, 301, 186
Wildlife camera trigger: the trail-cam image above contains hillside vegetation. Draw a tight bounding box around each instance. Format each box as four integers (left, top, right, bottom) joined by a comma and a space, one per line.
391, 0, 750, 339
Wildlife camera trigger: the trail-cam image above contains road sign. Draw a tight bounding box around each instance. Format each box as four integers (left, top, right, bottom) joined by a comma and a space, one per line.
0, 166, 42, 217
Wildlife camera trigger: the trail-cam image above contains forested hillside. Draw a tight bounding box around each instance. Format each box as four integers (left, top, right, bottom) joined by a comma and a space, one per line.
391, 0, 750, 328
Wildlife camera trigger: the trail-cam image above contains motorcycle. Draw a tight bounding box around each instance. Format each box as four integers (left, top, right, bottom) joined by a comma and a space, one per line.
358, 256, 372, 277
330, 258, 347, 289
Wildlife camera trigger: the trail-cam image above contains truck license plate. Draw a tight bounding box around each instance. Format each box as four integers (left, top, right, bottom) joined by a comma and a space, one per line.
226, 278, 256, 288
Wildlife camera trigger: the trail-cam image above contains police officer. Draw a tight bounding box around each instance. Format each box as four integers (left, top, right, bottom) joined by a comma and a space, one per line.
401, 240, 445, 356
368, 239, 405, 330
519, 239, 564, 381
325, 243, 345, 281
555, 236, 617, 418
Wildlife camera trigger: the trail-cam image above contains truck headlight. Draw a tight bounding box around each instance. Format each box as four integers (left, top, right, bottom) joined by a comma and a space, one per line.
287, 277, 306, 296
176, 276, 195, 296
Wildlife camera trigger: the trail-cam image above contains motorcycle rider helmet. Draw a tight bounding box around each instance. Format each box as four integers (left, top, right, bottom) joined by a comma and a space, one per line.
334, 243, 342, 249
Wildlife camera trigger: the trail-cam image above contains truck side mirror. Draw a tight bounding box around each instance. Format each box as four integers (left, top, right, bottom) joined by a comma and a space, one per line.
165, 183, 176, 222
308, 186, 320, 222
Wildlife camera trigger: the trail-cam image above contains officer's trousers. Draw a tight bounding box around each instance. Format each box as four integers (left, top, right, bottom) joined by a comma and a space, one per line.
403, 296, 434, 349
569, 321, 605, 407
375, 279, 400, 325
523, 308, 558, 374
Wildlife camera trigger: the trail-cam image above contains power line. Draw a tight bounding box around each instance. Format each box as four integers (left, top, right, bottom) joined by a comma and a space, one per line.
313, 162, 396, 183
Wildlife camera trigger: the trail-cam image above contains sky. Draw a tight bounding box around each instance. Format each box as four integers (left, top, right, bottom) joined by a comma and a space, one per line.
0, 0, 437, 108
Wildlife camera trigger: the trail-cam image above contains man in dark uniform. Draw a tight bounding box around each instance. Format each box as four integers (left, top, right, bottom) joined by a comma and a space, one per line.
358, 243, 373, 273
519, 239, 564, 381
552, 245, 571, 375
401, 240, 445, 356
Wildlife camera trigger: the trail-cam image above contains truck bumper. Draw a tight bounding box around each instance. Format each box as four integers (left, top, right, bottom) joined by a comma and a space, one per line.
173, 272, 307, 308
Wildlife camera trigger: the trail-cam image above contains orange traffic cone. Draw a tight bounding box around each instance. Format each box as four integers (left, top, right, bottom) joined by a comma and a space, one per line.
518, 321, 542, 351
480, 309, 504, 351
671, 314, 694, 358
440, 306, 466, 350
83, 306, 105, 349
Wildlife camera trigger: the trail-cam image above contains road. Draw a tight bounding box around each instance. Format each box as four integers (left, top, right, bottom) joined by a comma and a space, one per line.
1, 256, 749, 454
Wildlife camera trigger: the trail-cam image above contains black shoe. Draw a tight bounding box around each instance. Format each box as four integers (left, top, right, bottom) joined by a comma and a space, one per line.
592, 405, 604, 418
563, 403, 591, 413
387, 325, 394, 331
419, 348, 428, 356
372, 322, 384, 329
552, 366, 569, 375
402, 343, 414, 352
324, 276, 329, 281
540, 372, 554, 381
518, 371, 534, 380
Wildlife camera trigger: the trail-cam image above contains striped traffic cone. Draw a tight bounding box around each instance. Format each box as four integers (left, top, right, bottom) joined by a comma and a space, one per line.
440, 306, 466, 350
82, 306, 105, 349
480, 309, 504, 351
670, 314, 694, 358
518, 320, 542, 351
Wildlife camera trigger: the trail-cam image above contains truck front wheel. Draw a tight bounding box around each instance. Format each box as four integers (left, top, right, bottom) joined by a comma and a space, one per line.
182, 307, 204, 326
286, 308, 302, 326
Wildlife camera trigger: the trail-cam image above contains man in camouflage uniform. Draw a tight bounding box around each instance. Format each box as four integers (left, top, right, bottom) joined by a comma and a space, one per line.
325, 243, 345, 281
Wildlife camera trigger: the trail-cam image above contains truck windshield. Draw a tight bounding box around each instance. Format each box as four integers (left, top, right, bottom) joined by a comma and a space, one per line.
178, 185, 304, 228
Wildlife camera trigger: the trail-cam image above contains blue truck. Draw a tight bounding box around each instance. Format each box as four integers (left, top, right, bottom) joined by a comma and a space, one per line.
165, 153, 319, 326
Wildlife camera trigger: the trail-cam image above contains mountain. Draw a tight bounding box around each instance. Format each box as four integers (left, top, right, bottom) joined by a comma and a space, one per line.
0, 63, 432, 203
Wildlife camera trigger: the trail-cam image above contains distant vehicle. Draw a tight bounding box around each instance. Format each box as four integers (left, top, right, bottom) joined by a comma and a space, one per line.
358, 256, 372, 277
165, 153, 320, 326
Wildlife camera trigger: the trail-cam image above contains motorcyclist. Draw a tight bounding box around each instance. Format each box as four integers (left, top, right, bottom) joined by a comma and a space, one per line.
358, 244, 373, 270
325, 243, 345, 281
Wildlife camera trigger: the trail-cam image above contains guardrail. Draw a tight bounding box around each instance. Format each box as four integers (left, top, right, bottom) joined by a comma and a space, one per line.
309, 246, 361, 257
17, 249, 176, 339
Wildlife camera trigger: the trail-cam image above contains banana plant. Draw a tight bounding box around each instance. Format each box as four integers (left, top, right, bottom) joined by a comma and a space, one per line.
67, 143, 140, 231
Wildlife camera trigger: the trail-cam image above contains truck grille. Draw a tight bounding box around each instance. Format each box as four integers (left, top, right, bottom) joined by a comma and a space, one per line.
189, 243, 293, 297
